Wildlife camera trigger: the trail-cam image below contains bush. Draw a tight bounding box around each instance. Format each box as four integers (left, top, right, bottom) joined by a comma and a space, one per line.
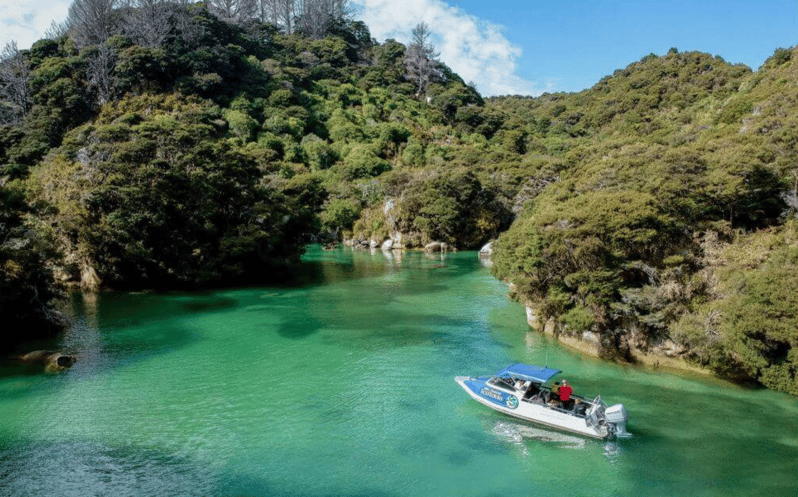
334, 146, 390, 181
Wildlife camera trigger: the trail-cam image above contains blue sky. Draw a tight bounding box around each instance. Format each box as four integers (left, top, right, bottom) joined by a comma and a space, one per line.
2, 1, 797, 96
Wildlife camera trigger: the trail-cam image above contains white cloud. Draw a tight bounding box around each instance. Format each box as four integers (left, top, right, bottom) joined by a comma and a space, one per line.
0, 1, 71, 49
352, 0, 542, 96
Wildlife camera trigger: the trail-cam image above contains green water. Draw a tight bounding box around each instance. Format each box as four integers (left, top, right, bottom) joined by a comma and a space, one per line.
1, 246, 797, 496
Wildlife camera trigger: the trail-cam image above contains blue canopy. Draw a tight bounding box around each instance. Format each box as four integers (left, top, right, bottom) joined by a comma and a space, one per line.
495, 364, 561, 383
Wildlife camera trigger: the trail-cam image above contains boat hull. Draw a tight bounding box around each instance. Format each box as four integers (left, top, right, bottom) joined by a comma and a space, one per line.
455, 376, 608, 440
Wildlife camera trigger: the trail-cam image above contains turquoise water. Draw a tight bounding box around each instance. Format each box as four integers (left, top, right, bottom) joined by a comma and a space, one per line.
1, 246, 797, 496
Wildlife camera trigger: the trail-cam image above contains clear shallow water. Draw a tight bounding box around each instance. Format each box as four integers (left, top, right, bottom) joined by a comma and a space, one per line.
1, 246, 797, 496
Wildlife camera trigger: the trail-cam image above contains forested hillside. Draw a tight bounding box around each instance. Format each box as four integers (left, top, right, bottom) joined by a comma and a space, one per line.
0, 0, 482, 350
488, 48, 798, 395
1, 1, 796, 395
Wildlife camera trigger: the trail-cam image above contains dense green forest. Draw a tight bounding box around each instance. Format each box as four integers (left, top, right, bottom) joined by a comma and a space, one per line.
1, 2, 797, 395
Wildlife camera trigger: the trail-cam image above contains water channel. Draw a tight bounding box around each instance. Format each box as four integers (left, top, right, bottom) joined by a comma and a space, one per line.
1, 246, 797, 496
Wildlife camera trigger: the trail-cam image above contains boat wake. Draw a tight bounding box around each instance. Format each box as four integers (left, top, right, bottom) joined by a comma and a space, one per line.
490, 420, 587, 450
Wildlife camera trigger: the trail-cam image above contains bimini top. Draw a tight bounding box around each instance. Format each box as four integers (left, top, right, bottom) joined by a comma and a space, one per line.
494, 364, 561, 383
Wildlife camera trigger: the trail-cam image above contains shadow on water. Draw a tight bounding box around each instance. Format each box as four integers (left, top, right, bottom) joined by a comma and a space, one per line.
73, 291, 239, 331
0, 289, 216, 399
215, 474, 401, 497
275, 304, 485, 342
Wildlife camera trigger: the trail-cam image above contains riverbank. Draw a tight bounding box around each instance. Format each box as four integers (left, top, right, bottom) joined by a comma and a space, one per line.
526, 305, 712, 376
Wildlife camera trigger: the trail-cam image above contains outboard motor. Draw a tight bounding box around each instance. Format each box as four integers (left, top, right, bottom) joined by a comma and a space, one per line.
604, 404, 630, 438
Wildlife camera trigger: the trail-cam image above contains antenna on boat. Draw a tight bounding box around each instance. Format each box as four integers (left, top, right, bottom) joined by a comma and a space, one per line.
545, 341, 549, 368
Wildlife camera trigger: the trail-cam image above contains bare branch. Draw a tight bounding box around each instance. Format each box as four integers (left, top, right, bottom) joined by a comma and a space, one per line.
0, 41, 32, 125
67, 0, 121, 48
208, 0, 258, 23
44, 20, 72, 40
86, 44, 118, 105
123, 0, 172, 47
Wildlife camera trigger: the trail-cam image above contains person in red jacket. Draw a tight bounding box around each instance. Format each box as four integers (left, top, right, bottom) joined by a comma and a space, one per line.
558, 380, 573, 402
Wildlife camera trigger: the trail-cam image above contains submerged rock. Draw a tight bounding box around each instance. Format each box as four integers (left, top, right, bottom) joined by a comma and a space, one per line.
13, 350, 75, 373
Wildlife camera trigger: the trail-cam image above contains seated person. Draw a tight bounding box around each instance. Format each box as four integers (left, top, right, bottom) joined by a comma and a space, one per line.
524, 382, 540, 399
544, 381, 561, 404
573, 399, 587, 416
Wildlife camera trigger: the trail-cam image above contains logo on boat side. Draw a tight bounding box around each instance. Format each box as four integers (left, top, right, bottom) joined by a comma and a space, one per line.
505, 395, 519, 409
480, 387, 503, 401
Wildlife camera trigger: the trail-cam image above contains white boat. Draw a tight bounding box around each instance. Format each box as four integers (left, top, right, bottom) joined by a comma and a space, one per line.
455, 363, 629, 440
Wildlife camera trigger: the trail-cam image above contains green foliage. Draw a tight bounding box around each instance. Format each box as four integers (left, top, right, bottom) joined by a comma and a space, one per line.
671, 238, 798, 394
321, 198, 361, 232
224, 109, 258, 140
489, 47, 798, 394
392, 168, 511, 248
334, 146, 390, 181
560, 305, 596, 332
4, 6, 798, 394
0, 181, 64, 351
29, 94, 307, 288
301, 134, 337, 171
716, 97, 753, 124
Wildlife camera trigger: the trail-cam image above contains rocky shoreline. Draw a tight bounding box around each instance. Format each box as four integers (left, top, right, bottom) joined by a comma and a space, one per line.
524, 304, 711, 375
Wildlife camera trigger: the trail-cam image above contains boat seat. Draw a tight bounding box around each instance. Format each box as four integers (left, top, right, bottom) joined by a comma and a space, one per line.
523, 384, 540, 401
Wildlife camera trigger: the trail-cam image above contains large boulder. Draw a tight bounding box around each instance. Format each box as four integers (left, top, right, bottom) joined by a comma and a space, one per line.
80, 263, 101, 291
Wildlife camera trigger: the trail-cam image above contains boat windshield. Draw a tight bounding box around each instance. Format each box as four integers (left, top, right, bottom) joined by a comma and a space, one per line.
488, 376, 516, 390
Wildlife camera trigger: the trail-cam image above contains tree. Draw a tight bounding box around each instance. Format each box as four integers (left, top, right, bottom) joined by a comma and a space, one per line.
43, 20, 71, 40
295, 0, 352, 39
86, 44, 118, 105
404, 22, 439, 95
123, 0, 172, 48
260, 0, 297, 34
208, 0, 258, 23
67, 0, 121, 47
171, 0, 205, 45
0, 41, 31, 125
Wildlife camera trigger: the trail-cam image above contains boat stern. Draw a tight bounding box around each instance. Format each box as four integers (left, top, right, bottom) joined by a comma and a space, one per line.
605, 403, 631, 438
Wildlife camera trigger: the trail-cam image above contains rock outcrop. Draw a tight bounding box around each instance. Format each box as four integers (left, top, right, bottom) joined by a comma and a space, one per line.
13, 350, 75, 373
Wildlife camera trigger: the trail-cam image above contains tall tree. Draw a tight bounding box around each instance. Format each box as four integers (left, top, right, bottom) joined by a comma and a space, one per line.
171, 0, 205, 45
404, 22, 439, 95
86, 44, 118, 105
208, 0, 258, 23
266, 0, 297, 34
67, 0, 121, 47
123, 0, 172, 47
0, 41, 31, 125
296, 0, 351, 39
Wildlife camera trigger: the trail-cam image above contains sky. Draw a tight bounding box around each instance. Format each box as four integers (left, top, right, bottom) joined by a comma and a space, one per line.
2, 0, 797, 96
